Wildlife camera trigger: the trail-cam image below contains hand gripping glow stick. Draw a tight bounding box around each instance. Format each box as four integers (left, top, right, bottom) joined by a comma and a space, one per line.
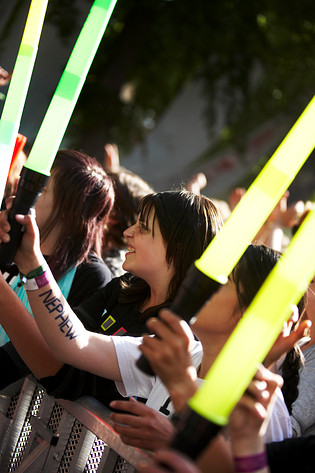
171, 207, 315, 459
137, 95, 315, 375
0, 0, 117, 269
0, 0, 49, 202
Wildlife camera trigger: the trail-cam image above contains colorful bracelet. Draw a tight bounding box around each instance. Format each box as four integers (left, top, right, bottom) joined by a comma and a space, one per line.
23, 269, 52, 291
234, 451, 268, 472
21, 262, 49, 280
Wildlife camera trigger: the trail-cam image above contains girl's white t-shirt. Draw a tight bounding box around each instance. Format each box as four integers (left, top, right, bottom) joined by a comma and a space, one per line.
112, 336, 292, 442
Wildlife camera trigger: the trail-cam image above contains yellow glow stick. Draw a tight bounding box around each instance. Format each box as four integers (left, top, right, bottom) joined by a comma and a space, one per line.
137, 96, 315, 375
172, 207, 315, 458
0, 0, 49, 201
196, 95, 315, 283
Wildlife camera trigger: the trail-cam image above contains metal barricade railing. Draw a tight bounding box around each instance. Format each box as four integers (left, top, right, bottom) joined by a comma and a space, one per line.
0, 376, 150, 473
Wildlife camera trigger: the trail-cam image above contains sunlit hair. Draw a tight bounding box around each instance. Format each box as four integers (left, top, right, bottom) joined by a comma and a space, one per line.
104, 167, 154, 251
232, 244, 281, 311
40, 149, 114, 280
120, 190, 223, 318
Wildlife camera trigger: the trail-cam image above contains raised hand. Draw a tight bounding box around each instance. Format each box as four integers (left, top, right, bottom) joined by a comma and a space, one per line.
109, 397, 174, 450
139, 309, 198, 411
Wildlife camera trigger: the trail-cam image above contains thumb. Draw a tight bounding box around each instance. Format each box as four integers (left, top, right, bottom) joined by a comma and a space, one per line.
15, 212, 39, 240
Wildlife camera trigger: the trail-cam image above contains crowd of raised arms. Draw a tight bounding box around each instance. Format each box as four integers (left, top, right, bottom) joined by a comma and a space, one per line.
0, 142, 314, 473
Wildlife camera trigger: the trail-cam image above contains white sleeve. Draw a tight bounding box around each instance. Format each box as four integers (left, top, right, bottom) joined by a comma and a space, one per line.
265, 387, 292, 442
113, 336, 156, 399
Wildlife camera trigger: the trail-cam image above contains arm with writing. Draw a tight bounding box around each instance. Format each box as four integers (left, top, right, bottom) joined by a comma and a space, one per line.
0, 212, 121, 382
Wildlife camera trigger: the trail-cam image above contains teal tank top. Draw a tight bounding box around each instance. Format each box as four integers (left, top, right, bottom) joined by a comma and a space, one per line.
0, 266, 77, 347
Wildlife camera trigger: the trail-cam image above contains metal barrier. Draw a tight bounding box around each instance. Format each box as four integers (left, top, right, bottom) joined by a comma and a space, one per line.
0, 376, 150, 472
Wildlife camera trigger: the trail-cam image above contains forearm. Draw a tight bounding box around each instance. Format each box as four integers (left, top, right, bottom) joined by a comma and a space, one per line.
24, 263, 91, 364
0, 272, 63, 379
169, 377, 198, 412
230, 432, 270, 473
23, 261, 121, 381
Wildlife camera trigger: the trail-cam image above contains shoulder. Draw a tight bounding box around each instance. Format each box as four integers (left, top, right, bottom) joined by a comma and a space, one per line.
67, 255, 113, 306
76, 254, 113, 282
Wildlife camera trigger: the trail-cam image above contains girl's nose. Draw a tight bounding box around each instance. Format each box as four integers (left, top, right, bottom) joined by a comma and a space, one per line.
123, 223, 135, 238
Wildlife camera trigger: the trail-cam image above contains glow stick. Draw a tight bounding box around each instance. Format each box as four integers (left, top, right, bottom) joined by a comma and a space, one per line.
172, 207, 315, 458
0, 0, 49, 201
0, 0, 117, 269
137, 95, 315, 374
25, 0, 117, 175
195, 96, 315, 283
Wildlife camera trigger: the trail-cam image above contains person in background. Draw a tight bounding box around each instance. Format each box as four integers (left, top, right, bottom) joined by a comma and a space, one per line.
110, 245, 308, 451
289, 202, 315, 437
229, 187, 305, 252
0, 149, 114, 389
103, 142, 155, 276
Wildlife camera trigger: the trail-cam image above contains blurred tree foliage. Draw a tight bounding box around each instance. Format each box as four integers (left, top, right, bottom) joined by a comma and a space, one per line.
42, 0, 315, 154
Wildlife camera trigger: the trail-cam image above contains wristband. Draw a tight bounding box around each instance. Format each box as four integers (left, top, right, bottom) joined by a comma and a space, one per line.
234, 451, 268, 472
23, 269, 52, 291
21, 262, 49, 280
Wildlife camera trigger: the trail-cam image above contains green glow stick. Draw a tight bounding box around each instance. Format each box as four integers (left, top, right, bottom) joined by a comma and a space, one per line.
190, 207, 315, 422
24, 0, 117, 176
195, 95, 315, 283
172, 207, 315, 458
0, 0, 49, 201
0, 0, 117, 269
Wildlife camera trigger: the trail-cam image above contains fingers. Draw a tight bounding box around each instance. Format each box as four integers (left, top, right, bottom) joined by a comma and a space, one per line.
281, 320, 311, 352
110, 397, 146, 416
242, 365, 283, 416
0, 210, 11, 243
15, 212, 38, 239
145, 310, 192, 345
110, 398, 154, 430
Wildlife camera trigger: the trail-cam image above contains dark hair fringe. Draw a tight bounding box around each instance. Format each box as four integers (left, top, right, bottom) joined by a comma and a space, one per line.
40, 150, 114, 281
119, 190, 223, 320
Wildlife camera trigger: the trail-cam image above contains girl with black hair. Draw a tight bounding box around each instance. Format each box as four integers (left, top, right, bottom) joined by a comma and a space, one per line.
0, 190, 223, 407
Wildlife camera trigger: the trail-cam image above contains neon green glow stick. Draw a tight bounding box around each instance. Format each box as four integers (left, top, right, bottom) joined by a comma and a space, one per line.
24, 0, 117, 176
190, 206, 315, 424
195, 95, 315, 284
0, 0, 49, 201
0, 0, 117, 269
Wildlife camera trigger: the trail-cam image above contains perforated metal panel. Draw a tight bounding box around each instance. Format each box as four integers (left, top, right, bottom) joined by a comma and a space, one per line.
6, 386, 44, 472
57, 419, 83, 473
48, 402, 65, 434
5, 391, 21, 420
84, 437, 106, 472
0, 377, 149, 473
113, 457, 132, 473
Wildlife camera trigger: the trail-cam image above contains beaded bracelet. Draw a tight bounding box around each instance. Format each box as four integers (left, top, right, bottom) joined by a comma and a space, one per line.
234, 451, 268, 472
